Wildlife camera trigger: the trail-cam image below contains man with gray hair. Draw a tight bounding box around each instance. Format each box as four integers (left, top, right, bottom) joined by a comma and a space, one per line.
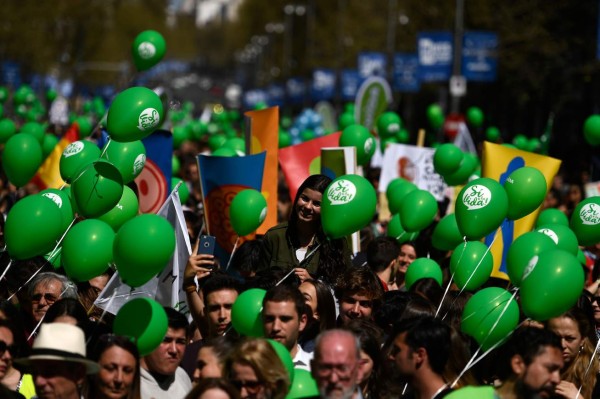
27, 272, 78, 324
311, 329, 364, 399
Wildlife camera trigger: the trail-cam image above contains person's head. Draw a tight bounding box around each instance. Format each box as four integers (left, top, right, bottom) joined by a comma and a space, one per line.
0, 320, 18, 380
409, 278, 443, 307
298, 279, 336, 331
592, 289, 600, 326
201, 273, 241, 337
335, 266, 384, 326
546, 306, 595, 366
43, 297, 88, 327
366, 237, 400, 274
186, 377, 241, 399
225, 338, 290, 399
193, 336, 236, 383
262, 284, 308, 353
289, 174, 332, 229
311, 329, 363, 399
397, 242, 417, 274
498, 327, 563, 398
343, 319, 384, 389
14, 323, 99, 399
89, 334, 140, 399
27, 272, 78, 322
388, 316, 450, 379
140, 307, 188, 376
229, 240, 264, 279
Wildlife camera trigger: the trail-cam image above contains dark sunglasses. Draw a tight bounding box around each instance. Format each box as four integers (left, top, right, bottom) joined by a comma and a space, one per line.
30, 293, 58, 303
592, 296, 600, 304
230, 379, 264, 393
0, 340, 18, 356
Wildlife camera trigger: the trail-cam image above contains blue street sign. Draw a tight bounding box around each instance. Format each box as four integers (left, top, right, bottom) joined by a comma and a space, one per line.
286, 77, 306, 104
392, 53, 420, 92
417, 31, 453, 82
341, 69, 360, 101
357, 52, 387, 79
462, 31, 498, 82
311, 68, 336, 101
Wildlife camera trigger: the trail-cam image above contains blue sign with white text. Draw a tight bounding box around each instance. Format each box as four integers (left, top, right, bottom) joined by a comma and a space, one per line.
392, 53, 420, 92
341, 69, 360, 101
462, 31, 498, 82
267, 84, 285, 106
243, 89, 268, 108
417, 32, 453, 82
286, 77, 306, 104
357, 52, 387, 79
311, 69, 336, 101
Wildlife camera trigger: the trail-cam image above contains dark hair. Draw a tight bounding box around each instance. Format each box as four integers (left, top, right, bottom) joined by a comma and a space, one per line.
495, 327, 562, 380
0, 319, 27, 358
201, 272, 241, 301
202, 335, 237, 367
303, 279, 336, 332
289, 174, 349, 284
409, 278, 443, 306
344, 319, 384, 392
366, 237, 400, 273
229, 240, 264, 277
89, 334, 141, 399
44, 297, 88, 326
335, 266, 384, 307
164, 307, 189, 332
185, 378, 240, 399
391, 316, 451, 375
263, 284, 307, 318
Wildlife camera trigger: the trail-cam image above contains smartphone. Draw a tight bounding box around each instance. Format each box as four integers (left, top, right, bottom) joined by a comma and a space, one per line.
198, 235, 216, 256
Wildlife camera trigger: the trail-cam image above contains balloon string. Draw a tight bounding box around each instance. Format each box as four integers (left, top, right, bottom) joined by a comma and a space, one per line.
0, 259, 13, 283
28, 313, 46, 342
226, 236, 240, 271
8, 264, 45, 302
69, 160, 97, 186
99, 137, 111, 158
395, 231, 406, 241
47, 217, 77, 261
455, 232, 497, 297
88, 289, 118, 346
576, 333, 600, 399
435, 238, 466, 318
275, 243, 322, 287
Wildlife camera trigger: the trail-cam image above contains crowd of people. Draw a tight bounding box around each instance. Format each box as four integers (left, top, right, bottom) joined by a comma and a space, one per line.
0, 92, 598, 399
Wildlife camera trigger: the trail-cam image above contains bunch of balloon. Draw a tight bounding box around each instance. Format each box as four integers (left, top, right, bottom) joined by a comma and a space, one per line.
321, 174, 377, 239
286, 108, 325, 145
433, 144, 479, 186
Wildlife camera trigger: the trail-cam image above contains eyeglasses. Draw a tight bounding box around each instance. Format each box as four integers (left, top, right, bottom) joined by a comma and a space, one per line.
592, 296, 600, 305
0, 340, 18, 357
313, 363, 355, 379
30, 293, 58, 304
231, 379, 264, 393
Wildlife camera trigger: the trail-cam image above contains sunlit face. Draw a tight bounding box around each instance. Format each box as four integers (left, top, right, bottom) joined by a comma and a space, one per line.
295, 189, 322, 224
514, 346, 563, 398
389, 332, 416, 378
0, 326, 14, 379
142, 327, 187, 375
193, 346, 222, 383
263, 300, 306, 352
547, 316, 584, 365
338, 293, 373, 325
89, 275, 110, 296
298, 282, 319, 319
231, 362, 266, 399
31, 280, 62, 322
311, 333, 361, 399
397, 244, 417, 274
96, 346, 137, 399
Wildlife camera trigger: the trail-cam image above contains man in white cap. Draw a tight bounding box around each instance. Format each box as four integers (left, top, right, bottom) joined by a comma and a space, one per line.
14, 322, 99, 399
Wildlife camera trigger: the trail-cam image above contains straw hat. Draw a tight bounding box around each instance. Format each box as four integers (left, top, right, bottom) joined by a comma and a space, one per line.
14, 323, 99, 374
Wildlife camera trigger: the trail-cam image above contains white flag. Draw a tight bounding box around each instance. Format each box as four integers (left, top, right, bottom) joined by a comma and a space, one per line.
453, 121, 477, 154
94, 188, 192, 315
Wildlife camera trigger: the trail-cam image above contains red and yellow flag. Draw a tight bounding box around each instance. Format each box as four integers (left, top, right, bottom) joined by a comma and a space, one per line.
32, 123, 80, 189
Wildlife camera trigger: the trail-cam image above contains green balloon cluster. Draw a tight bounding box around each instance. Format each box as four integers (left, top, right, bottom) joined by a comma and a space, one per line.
321, 174, 377, 239
433, 144, 479, 187
339, 124, 375, 166
231, 288, 266, 337
101, 140, 146, 184
230, 189, 267, 236
113, 298, 168, 356
386, 178, 417, 215
131, 30, 166, 72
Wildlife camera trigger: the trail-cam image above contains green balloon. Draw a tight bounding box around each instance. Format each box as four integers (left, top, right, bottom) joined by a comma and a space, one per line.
570, 197, 600, 246
536, 223, 579, 255
432, 213, 463, 251
339, 124, 375, 166
281, 116, 293, 129
0, 118, 16, 143
520, 249, 584, 321
396, 128, 410, 143
171, 178, 190, 205
231, 288, 266, 337
40, 188, 74, 234
445, 386, 496, 399
466, 107, 484, 127
444, 152, 479, 186
300, 129, 315, 142
20, 122, 45, 143
512, 134, 528, 150
3, 133, 43, 187
503, 166, 547, 220
0, 87, 8, 103
44, 247, 62, 270
285, 369, 319, 399
97, 186, 139, 232
386, 178, 417, 215
461, 287, 519, 351
577, 248, 587, 266
71, 160, 124, 218
223, 137, 246, 156
207, 122, 220, 135
46, 88, 57, 102
5, 194, 64, 260
399, 189, 438, 232
113, 214, 176, 287
433, 143, 464, 176
426, 104, 444, 129
74, 117, 93, 137
113, 298, 168, 356
107, 87, 164, 142
338, 112, 355, 130
172, 125, 189, 148
41, 134, 60, 158
536, 208, 569, 227
172, 155, 181, 174
189, 120, 208, 140
387, 213, 419, 244
61, 219, 115, 282
279, 131, 292, 148
208, 134, 227, 152
230, 189, 267, 236
321, 174, 377, 239
376, 112, 402, 139
583, 115, 600, 146
59, 140, 102, 183
405, 258, 443, 290
450, 241, 494, 290
212, 147, 237, 157
485, 126, 500, 142
526, 138, 541, 153
131, 30, 166, 71
455, 178, 508, 240
267, 340, 295, 381
506, 232, 556, 287
101, 139, 146, 184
